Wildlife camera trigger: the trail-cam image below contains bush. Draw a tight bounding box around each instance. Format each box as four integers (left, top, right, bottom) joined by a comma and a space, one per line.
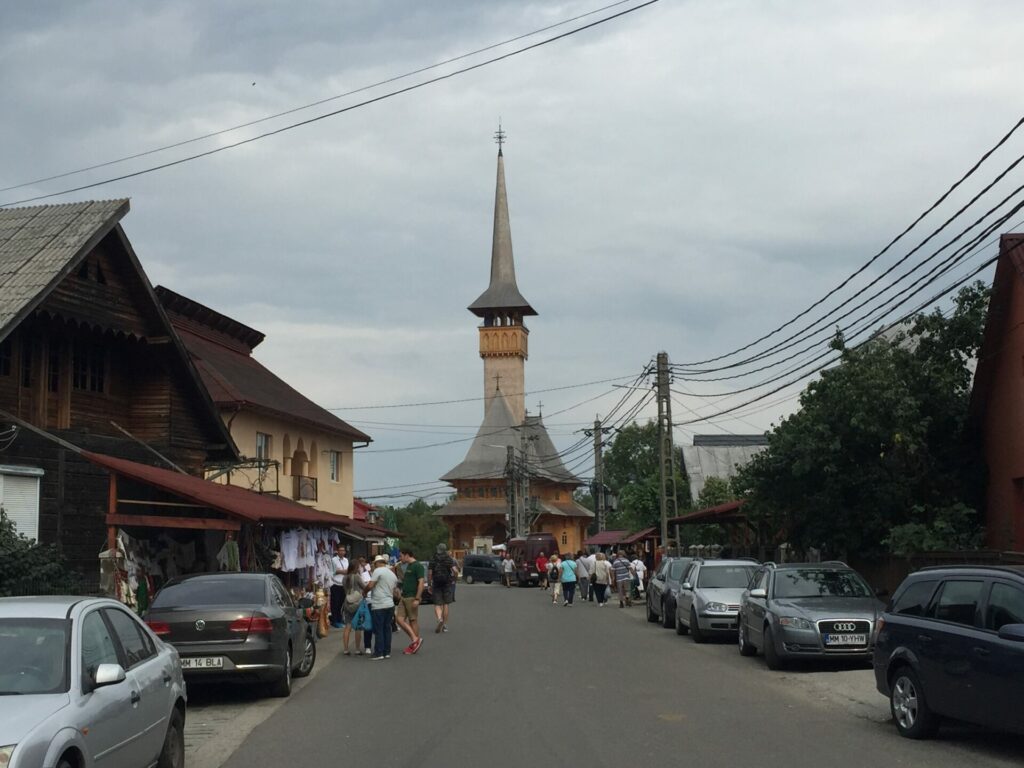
0, 510, 81, 596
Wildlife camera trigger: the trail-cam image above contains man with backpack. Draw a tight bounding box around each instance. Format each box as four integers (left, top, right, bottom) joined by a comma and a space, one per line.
428, 543, 457, 633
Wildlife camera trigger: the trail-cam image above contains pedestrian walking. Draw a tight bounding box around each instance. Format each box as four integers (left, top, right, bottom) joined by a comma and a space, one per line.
395, 547, 425, 655
549, 554, 562, 605
536, 551, 549, 590
366, 553, 398, 660
502, 553, 515, 587
329, 544, 349, 627
584, 550, 597, 601
341, 564, 366, 655
560, 554, 578, 605
428, 543, 457, 633
574, 551, 590, 603
631, 554, 647, 599
592, 552, 612, 606
612, 550, 635, 607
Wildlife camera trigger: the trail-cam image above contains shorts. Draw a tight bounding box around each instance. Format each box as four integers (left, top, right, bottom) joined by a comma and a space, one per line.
396, 596, 419, 621
433, 583, 455, 604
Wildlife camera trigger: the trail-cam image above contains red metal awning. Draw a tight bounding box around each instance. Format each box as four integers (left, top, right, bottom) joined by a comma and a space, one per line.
668, 499, 747, 525
82, 450, 354, 528
583, 529, 630, 547
620, 526, 658, 545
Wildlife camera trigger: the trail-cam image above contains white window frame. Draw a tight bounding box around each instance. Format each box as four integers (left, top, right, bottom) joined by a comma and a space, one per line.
0, 465, 44, 542
256, 432, 272, 462
329, 450, 341, 483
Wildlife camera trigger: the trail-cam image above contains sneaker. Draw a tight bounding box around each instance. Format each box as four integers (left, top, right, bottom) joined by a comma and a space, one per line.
370, 655, 385, 661
384, 654, 391, 659
364, 648, 373, 656
435, 622, 443, 634
403, 647, 414, 655
441, 624, 448, 633
412, 637, 423, 653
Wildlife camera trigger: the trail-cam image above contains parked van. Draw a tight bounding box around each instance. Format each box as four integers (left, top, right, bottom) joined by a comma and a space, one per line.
506, 533, 559, 586
462, 554, 501, 584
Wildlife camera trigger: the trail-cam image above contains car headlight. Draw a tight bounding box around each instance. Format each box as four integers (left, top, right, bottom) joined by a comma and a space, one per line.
0, 745, 16, 766
704, 602, 730, 613
778, 616, 814, 630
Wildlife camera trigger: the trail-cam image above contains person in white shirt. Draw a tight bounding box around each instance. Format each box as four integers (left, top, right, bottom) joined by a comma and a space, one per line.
631, 556, 648, 597
330, 544, 349, 627
366, 554, 399, 660
584, 551, 598, 602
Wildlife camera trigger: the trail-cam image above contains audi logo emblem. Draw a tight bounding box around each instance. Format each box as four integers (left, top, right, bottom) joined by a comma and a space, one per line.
833, 622, 857, 632
195, 620, 206, 631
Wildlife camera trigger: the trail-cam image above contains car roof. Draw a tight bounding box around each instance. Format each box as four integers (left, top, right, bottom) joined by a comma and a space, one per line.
915, 564, 1024, 578
771, 562, 853, 571
168, 572, 269, 583
0, 595, 109, 619
695, 559, 759, 567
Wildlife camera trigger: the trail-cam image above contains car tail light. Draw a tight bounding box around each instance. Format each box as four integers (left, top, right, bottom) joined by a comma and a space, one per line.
146, 620, 171, 636
229, 616, 274, 633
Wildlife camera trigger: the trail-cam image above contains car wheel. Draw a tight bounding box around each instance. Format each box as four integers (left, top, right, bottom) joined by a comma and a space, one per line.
890, 666, 940, 739
661, 601, 673, 629
763, 624, 786, 670
294, 631, 316, 678
57, 755, 76, 768
156, 709, 185, 768
738, 622, 756, 656
465, 574, 475, 585
269, 649, 292, 697
647, 597, 659, 623
690, 607, 707, 643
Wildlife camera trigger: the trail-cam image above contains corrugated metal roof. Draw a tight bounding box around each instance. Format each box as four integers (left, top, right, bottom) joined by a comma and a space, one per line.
583, 530, 630, 546
0, 199, 129, 338
681, 440, 767, 503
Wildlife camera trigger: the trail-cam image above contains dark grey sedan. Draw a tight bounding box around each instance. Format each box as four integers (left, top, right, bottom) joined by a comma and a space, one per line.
646, 557, 694, 629
145, 573, 315, 697
738, 562, 884, 669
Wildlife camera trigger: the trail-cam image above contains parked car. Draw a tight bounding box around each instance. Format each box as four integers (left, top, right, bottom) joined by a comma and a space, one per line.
646, 557, 694, 628
0, 595, 186, 768
462, 554, 502, 584
873, 565, 1024, 739
675, 559, 759, 641
738, 561, 884, 669
145, 572, 315, 698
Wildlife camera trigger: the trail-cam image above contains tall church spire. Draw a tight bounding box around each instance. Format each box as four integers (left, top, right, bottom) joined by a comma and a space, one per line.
468, 134, 537, 319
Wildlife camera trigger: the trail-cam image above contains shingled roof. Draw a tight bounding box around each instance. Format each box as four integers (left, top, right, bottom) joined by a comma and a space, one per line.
0, 199, 129, 338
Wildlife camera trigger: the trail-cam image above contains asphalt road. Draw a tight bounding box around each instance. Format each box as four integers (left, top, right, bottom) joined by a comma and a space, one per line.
219, 584, 1023, 768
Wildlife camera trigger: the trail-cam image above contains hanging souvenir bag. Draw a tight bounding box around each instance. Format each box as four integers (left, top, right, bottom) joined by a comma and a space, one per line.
352, 598, 371, 631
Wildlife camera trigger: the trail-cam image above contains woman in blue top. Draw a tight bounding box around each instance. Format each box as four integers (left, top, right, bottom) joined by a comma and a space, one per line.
560, 556, 578, 606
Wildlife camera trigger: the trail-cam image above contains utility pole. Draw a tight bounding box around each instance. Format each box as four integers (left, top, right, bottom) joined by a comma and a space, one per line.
505, 445, 517, 538
584, 418, 614, 531
656, 351, 678, 553
519, 430, 531, 535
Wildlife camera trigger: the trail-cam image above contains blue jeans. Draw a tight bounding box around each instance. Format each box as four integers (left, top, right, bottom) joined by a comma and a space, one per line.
563, 582, 576, 604
371, 606, 394, 657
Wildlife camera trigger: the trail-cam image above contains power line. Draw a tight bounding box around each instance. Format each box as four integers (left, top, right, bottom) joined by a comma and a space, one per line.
1, 0, 660, 207
675, 112, 1024, 369
0, 1, 638, 196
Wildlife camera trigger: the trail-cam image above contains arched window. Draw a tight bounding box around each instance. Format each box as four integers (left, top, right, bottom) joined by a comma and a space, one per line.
561, 531, 568, 546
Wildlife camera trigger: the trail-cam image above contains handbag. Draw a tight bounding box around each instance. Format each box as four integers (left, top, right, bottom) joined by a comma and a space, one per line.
352, 599, 371, 631
392, 586, 403, 605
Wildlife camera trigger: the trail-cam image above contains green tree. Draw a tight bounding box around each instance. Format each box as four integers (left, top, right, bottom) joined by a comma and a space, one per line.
739, 283, 988, 558
0, 510, 81, 596
603, 421, 690, 531
383, 498, 449, 560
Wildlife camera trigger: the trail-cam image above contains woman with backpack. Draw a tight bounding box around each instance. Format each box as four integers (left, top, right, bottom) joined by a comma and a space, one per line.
548, 554, 562, 605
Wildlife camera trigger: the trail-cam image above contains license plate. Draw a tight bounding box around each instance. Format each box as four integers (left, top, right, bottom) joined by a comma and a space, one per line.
824, 633, 866, 646
181, 656, 223, 669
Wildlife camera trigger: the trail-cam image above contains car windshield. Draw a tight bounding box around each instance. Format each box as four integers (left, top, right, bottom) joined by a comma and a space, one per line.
696, 565, 755, 588
152, 579, 266, 607
0, 618, 70, 694
773, 569, 871, 599
668, 561, 689, 579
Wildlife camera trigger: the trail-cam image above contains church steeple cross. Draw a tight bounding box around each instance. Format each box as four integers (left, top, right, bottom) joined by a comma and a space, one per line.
494, 120, 507, 154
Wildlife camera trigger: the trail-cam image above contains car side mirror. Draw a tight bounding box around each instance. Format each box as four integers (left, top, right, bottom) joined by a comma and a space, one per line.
93, 663, 127, 689
997, 623, 1024, 642
681, 583, 692, 591
749, 588, 767, 598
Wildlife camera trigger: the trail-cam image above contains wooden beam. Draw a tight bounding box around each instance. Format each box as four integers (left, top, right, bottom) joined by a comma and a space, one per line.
116, 498, 208, 509
105, 513, 241, 531
107, 473, 117, 553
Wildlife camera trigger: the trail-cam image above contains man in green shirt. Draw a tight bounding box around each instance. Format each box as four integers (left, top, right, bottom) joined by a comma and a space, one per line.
397, 547, 424, 654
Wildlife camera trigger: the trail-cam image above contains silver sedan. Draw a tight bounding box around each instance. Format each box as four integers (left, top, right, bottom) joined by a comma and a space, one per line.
0, 596, 187, 768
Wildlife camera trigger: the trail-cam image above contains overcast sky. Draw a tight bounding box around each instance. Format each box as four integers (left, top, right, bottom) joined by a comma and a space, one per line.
3, 1, 1024, 505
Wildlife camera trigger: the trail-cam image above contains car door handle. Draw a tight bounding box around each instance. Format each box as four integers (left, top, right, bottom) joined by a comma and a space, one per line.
973, 646, 991, 657
130, 690, 141, 704
916, 634, 933, 644
162, 672, 172, 684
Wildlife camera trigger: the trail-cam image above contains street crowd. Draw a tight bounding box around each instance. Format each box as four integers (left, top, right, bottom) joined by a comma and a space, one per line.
498, 549, 648, 606
326, 543, 460, 661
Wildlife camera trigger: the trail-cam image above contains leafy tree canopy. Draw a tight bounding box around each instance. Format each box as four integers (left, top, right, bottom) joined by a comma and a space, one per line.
737, 283, 989, 558
380, 498, 449, 560
603, 421, 690, 531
